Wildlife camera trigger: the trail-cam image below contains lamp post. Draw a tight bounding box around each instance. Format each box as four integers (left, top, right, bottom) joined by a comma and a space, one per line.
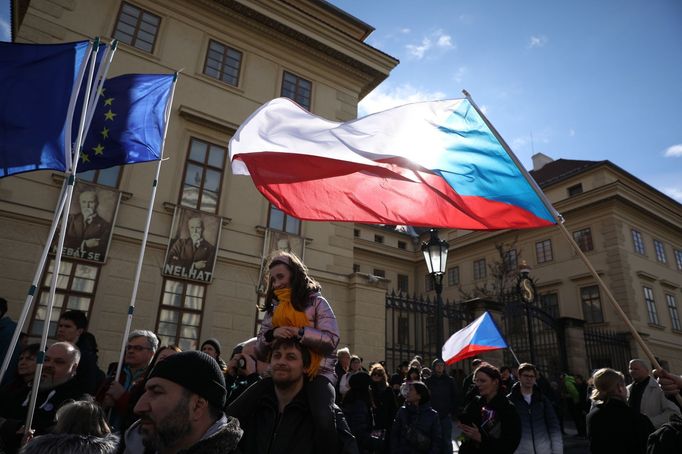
422, 229, 449, 360
517, 260, 536, 364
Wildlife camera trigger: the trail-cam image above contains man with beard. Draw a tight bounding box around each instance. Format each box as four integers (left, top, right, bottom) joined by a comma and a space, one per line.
123, 351, 242, 454
229, 338, 346, 454
0, 342, 85, 452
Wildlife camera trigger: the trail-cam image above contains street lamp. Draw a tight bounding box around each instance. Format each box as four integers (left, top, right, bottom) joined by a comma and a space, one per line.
517, 260, 536, 364
422, 229, 449, 359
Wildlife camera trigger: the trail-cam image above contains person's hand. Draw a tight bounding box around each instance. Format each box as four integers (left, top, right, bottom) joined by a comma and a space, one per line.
241, 354, 257, 376
83, 238, 100, 248
192, 260, 208, 270
106, 381, 125, 400
654, 368, 682, 396
18, 426, 34, 446
458, 422, 482, 442
273, 326, 298, 339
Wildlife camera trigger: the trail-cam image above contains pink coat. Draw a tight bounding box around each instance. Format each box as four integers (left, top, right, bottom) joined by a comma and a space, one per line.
255, 292, 340, 384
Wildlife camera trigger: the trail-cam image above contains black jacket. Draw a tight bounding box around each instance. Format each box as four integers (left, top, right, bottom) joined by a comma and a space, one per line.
425, 373, 457, 418
371, 382, 398, 431
390, 402, 441, 454
458, 393, 521, 454
587, 398, 654, 454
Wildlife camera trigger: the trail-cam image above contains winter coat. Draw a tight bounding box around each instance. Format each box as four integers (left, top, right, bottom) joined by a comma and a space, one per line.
20, 432, 119, 454
256, 291, 340, 383
124, 414, 242, 454
390, 402, 441, 454
647, 413, 682, 454
343, 399, 377, 453
507, 383, 563, 454
424, 373, 457, 418
587, 398, 654, 454
627, 376, 681, 428
458, 393, 522, 454
371, 382, 399, 431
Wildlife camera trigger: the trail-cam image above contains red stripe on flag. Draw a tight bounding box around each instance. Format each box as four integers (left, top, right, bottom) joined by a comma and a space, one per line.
444, 344, 505, 365
236, 152, 554, 230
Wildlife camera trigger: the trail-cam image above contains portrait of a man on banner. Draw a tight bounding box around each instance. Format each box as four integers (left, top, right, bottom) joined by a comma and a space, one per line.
163, 207, 221, 283
53, 183, 121, 263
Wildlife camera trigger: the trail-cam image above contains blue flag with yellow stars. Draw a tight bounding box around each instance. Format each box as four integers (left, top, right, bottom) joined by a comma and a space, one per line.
78, 73, 174, 172
0, 40, 91, 178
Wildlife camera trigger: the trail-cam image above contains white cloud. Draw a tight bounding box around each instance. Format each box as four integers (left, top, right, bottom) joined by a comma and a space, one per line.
358, 83, 447, 117
453, 66, 468, 83
663, 144, 682, 157
663, 187, 682, 202
400, 28, 411, 34
406, 30, 453, 59
479, 104, 489, 115
528, 35, 548, 49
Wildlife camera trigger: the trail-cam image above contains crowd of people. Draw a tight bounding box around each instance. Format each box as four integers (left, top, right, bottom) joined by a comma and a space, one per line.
1, 253, 682, 453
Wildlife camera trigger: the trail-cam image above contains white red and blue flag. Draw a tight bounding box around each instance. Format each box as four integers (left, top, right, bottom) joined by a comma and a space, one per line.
229, 97, 556, 230
442, 312, 508, 364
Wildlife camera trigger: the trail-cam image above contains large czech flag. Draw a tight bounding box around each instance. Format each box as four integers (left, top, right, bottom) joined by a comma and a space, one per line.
442, 312, 508, 364
229, 97, 557, 230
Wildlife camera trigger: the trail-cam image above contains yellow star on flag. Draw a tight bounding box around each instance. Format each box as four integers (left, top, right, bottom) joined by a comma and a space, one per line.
93, 144, 104, 155
104, 97, 114, 106
80, 152, 90, 163
104, 109, 117, 121
98, 87, 106, 97
101, 127, 109, 139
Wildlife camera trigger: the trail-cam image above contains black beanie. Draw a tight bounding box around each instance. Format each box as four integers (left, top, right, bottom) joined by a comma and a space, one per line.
148, 351, 226, 409
201, 338, 222, 356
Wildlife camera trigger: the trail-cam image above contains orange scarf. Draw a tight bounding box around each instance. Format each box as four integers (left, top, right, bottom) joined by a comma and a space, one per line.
272, 288, 321, 378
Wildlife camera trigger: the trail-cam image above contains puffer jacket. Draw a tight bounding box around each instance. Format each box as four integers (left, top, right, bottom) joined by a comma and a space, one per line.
390, 402, 441, 454
256, 291, 340, 383
20, 432, 119, 454
507, 382, 562, 454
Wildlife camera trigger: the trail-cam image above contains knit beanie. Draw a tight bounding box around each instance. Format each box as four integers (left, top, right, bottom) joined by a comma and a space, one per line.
201, 338, 222, 356
432, 358, 445, 368
148, 351, 226, 409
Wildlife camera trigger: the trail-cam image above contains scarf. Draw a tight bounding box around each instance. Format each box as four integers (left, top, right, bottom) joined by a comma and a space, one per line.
271, 288, 321, 378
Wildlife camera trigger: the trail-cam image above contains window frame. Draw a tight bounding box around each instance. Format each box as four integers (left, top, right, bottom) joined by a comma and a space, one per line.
580, 285, 604, 323
267, 204, 301, 235
632, 229, 646, 255
179, 137, 227, 214
535, 239, 554, 263
573, 228, 594, 253
447, 266, 460, 287
473, 258, 487, 280
567, 183, 583, 197
112, 2, 161, 54
539, 292, 560, 318
78, 166, 122, 188
203, 39, 243, 87
653, 239, 667, 264
665, 293, 681, 331
675, 249, 682, 271
155, 278, 207, 350
397, 274, 409, 293
643, 286, 660, 325
281, 70, 312, 110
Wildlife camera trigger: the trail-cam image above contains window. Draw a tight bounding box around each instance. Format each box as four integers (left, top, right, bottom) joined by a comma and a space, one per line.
540, 292, 559, 318
397, 274, 409, 293
535, 239, 554, 263
353, 229, 360, 238
180, 138, 226, 213
374, 234, 384, 244
581, 285, 604, 323
79, 167, 121, 187
30, 259, 100, 337
567, 183, 583, 197
573, 228, 594, 252
653, 240, 667, 263
643, 286, 660, 325
203, 40, 242, 86
675, 249, 682, 271
632, 229, 645, 255
504, 249, 518, 270
281, 71, 312, 110
473, 259, 486, 280
666, 294, 681, 331
373, 269, 385, 278
398, 240, 407, 250
113, 2, 161, 53
425, 274, 434, 292
268, 205, 300, 235
352, 264, 360, 273
156, 279, 205, 350
447, 266, 460, 287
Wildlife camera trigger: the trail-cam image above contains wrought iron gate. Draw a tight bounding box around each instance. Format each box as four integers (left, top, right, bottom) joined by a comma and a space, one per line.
584, 327, 631, 376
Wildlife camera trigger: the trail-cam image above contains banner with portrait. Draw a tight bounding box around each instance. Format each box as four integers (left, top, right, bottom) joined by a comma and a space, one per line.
51, 182, 121, 263
163, 207, 221, 283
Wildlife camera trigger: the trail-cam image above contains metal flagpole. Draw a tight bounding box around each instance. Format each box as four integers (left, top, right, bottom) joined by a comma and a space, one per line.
462, 90, 682, 406
507, 347, 522, 366
24, 38, 101, 435
113, 72, 179, 383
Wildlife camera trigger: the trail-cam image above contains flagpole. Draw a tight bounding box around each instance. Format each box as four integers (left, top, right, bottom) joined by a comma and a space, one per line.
0, 181, 69, 384
113, 72, 179, 383
24, 38, 101, 435
507, 347, 522, 366
82, 40, 117, 141
462, 90, 681, 405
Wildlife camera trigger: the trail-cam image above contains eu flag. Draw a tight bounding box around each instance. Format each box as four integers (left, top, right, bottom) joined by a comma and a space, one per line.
78, 74, 174, 172
0, 41, 91, 178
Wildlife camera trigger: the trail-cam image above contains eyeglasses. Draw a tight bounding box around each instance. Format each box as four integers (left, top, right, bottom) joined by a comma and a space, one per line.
126, 345, 152, 352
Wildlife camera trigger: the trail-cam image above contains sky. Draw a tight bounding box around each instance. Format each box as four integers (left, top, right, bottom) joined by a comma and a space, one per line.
329, 0, 682, 202
0, 0, 10, 42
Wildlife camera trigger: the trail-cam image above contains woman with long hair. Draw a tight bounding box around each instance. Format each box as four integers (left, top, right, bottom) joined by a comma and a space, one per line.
339, 355, 363, 398
586, 368, 654, 453
370, 363, 398, 454
390, 381, 441, 454
458, 363, 521, 453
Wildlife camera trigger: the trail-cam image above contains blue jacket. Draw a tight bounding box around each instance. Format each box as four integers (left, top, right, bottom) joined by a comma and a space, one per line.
391, 402, 441, 454
507, 382, 563, 454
